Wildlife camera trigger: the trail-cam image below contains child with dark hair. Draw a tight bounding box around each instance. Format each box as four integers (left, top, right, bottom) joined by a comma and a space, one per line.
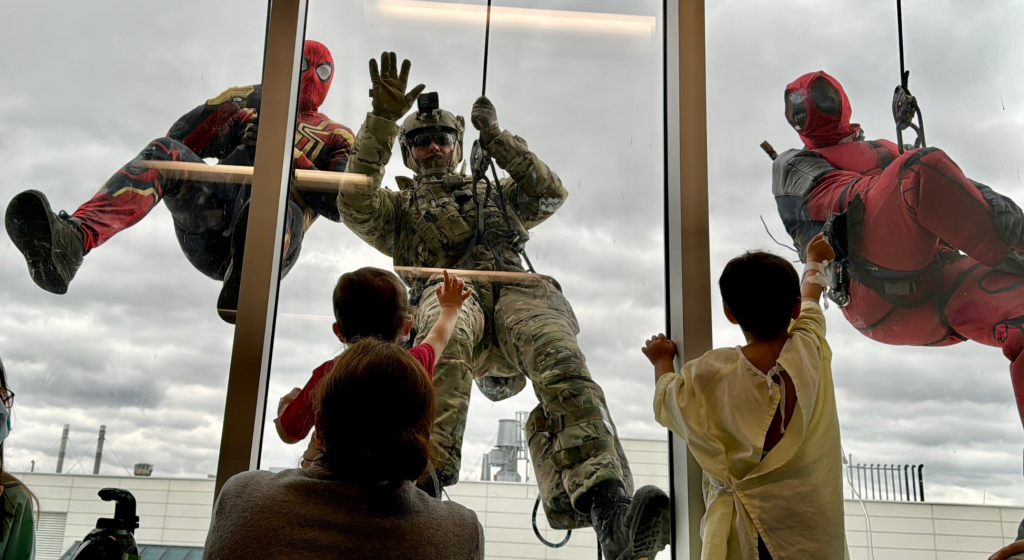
205, 338, 484, 560
274, 267, 471, 451
643, 233, 847, 559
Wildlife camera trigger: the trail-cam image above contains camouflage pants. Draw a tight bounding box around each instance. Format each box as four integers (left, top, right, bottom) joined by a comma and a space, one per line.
415, 278, 633, 529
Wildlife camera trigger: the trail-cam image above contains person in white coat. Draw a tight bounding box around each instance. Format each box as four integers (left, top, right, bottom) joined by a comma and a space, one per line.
644, 233, 847, 560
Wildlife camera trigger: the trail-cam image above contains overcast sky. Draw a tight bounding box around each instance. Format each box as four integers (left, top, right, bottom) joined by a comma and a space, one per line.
0, 0, 1022, 523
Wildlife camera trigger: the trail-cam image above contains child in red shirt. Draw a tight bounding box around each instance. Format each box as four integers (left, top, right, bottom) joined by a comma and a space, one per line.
274, 267, 471, 450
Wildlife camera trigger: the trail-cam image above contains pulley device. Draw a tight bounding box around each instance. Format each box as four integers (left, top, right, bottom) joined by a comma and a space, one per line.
892, 0, 926, 153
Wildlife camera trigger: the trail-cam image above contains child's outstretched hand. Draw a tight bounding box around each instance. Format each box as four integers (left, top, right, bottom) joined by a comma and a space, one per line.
277, 387, 301, 417
436, 270, 473, 310
643, 334, 677, 364
806, 232, 836, 264
643, 334, 678, 381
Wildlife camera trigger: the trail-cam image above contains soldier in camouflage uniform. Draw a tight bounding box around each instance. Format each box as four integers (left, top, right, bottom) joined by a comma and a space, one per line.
336, 52, 670, 559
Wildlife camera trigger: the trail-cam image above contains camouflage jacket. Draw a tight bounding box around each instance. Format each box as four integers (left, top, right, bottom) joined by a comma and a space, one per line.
338, 112, 566, 295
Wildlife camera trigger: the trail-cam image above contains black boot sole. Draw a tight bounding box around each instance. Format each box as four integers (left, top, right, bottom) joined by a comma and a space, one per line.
216, 203, 249, 324
622, 486, 672, 560
5, 190, 72, 294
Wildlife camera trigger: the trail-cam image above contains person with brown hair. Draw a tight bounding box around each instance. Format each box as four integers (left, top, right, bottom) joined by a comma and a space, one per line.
0, 356, 39, 560
273, 267, 470, 473
203, 338, 484, 560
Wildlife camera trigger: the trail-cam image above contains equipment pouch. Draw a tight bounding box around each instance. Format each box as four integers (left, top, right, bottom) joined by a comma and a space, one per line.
433, 202, 474, 246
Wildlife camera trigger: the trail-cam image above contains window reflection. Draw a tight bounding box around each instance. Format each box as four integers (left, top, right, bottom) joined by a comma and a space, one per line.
0, 0, 268, 483
263, 1, 669, 557
707, 0, 1024, 507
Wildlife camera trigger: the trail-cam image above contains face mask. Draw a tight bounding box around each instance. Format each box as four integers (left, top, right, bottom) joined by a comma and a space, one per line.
0, 402, 12, 443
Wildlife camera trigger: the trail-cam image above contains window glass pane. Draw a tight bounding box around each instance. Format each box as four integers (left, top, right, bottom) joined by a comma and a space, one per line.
140, 546, 168, 560
0, 0, 269, 542
707, 0, 1024, 521
260, 1, 669, 557
160, 547, 191, 560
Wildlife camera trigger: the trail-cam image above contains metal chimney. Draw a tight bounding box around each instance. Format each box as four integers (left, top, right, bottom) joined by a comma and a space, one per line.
56, 424, 69, 474
480, 455, 491, 481
486, 418, 525, 483
496, 419, 519, 447
92, 425, 106, 475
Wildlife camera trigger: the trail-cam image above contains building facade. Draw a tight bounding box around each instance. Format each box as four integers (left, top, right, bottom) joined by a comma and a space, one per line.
20, 438, 1024, 560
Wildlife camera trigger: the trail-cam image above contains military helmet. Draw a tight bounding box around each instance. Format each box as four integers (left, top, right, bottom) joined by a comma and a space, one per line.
399, 92, 465, 174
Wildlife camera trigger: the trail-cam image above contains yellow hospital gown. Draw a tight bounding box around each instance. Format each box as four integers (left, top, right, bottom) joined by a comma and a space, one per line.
654, 300, 847, 560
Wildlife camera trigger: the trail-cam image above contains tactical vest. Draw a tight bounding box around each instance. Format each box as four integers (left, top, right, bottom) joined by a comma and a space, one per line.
393, 172, 531, 299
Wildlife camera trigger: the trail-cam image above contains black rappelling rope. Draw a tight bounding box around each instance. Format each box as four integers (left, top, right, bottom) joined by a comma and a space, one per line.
531, 494, 572, 548
482, 0, 493, 97
893, 0, 926, 152
897, 0, 906, 83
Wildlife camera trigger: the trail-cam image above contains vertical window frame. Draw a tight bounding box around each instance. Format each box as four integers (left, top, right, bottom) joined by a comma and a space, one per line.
214, 0, 308, 498
665, 1, 710, 558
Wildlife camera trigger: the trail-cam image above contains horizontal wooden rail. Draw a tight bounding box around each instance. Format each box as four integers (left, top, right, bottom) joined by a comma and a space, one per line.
140, 160, 373, 191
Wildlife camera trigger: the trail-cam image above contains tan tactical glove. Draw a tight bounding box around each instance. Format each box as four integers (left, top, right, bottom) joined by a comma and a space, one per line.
471, 95, 501, 145
369, 51, 425, 122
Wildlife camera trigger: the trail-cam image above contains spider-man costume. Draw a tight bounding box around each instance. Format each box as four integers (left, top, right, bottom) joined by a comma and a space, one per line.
5, 40, 352, 323
773, 70, 1024, 430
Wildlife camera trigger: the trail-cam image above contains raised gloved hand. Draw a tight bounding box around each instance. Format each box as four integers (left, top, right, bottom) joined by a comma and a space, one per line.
975, 182, 1024, 246
369, 52, 425, 122
471, 96, 501, 144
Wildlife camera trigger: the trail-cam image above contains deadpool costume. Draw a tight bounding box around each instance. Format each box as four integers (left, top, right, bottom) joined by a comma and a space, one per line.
773, 70, 1024, 429
4, 40, 353, 323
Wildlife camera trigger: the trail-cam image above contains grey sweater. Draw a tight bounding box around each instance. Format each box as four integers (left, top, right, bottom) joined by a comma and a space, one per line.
202, 468, 483, 560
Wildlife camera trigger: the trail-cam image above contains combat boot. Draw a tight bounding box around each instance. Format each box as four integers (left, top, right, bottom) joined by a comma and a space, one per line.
216, 201, 250, 324
5, 190, 85, 294
590, 483, 671, 560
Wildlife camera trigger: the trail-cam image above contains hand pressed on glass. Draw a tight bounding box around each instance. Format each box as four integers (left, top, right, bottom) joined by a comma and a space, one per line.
369, 52, 426, 122
642, 334, 677, 382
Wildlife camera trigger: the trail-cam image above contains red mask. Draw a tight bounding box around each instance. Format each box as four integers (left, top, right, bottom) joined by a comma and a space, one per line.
784, 71, 860, 149
300, 40, 333, 112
